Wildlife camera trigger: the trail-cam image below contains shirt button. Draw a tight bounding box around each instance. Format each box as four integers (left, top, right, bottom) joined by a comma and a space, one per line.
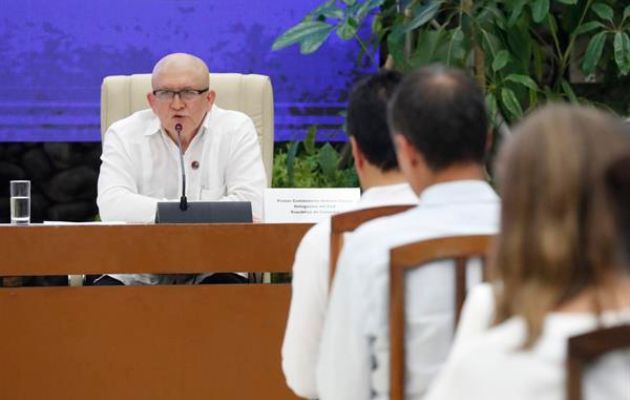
191, 161, 200, 170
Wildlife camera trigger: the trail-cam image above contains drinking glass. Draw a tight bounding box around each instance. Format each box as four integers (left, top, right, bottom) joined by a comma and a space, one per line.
10, 180, 30, 225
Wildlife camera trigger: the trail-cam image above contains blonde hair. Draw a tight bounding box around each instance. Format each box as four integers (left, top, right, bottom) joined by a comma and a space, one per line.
491, 104, 629, 347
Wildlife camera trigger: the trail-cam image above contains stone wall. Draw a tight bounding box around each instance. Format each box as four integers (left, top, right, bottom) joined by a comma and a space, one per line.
0, 143, 101, 223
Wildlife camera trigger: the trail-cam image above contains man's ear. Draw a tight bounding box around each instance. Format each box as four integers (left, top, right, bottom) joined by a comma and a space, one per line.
147, 92, 157, 113
350, 137, 364, 170
393, 133, 418, 168
206, 90, 216, 110
393, 133, 429, 195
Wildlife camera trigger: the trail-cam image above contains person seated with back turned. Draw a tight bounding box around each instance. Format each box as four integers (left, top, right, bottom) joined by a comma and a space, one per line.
316, 65, 500, 400
96, 53, 266, 285
424, 104, 630, 400
281, 70, 417, 399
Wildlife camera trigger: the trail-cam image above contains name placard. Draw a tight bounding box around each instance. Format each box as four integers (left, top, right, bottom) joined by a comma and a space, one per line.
264, 188, 360, 223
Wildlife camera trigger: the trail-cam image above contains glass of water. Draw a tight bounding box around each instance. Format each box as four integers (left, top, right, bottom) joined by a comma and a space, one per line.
10, 180, 30, 225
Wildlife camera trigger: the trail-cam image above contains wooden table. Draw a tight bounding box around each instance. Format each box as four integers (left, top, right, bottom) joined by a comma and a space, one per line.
0, 223, 311, 400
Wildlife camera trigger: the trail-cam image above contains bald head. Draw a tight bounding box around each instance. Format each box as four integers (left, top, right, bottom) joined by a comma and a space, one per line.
151, 53, 209, 90
147, 53, 215, 145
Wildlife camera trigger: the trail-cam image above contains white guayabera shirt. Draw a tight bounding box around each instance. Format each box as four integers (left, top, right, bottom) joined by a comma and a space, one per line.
317, 180, 500, 400
97, 105, 266, 285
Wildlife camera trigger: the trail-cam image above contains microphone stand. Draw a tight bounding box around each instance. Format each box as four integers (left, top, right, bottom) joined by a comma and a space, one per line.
174, 123, 188, 211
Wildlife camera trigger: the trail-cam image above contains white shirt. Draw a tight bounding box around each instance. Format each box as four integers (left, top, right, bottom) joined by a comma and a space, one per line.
97, 105, 266, 223
425, 283, 630, 400
282, 183, 418, 399
97, 106, 266, 285
316, 180, 500, 400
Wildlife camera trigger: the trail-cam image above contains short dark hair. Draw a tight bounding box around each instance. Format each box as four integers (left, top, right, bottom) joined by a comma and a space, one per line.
347, 70, 402, 172
388, 65, 487, 170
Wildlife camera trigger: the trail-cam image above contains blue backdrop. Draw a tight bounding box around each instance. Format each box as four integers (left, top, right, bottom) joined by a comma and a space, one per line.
0, 0, 370, 142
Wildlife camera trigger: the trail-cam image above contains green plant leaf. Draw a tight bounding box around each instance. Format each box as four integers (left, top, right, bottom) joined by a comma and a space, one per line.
300, 24, 336, 54
531, 0, 549, 23
403, 1, 443, 33
501, 88, 523, 119
272, 21, 334, 51
318, 143, 339, 180
532, 44, 544, 82
508, 0, 527, 27
555, 0, 577, 4
308, 0, 344, 20
480, 29, 500, 59
485, 92, 498, 124
614, 32, 630, 75
573, 21, 605, 36
342, 0, 357, 5
624, 5, 630, 25
337, 17, 359, 40
371, 13, 383, 34
560, 79, 578, 103
345, 1, 362, 17
446, 27, 465, 66
582, 31, 608, 74
357, 0, 385, 20
387, 25, 408, 70
505, 20, 532, 65
304, 125, 317, 155
293, 154, 319, 187
483, 5, 507, 30
505, 74, 539, 91
528, 86, 539, 110
272, 151, 289, 187
412, 28, 446, 65
287, 141, 300, 187
492, 50, 510, 71
591, 3, 614, 22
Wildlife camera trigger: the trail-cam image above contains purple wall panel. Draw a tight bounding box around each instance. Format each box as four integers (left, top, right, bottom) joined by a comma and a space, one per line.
0, 0, 370, 142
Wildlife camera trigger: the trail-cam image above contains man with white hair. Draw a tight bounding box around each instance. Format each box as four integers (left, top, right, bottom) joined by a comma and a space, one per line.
96, 53, 266, 285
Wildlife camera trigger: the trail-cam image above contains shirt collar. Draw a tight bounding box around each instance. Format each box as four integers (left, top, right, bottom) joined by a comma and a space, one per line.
417, 180, 498, 206
143, 113, 161, 137
360, 182, 414, 203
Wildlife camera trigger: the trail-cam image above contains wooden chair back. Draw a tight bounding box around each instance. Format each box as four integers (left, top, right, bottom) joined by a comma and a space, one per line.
0, 223, 311, 399
566, 324, 630, 400
389, 234, 493, 400
329, 205, 413, 286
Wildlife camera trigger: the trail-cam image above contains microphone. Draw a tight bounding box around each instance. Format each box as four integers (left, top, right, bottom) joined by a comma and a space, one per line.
174, 123, 188, 211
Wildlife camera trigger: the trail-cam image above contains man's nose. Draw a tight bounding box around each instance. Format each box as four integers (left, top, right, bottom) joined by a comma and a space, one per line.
170, 94, 185, 109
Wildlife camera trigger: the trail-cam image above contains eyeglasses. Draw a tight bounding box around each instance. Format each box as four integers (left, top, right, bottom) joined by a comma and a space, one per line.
152, 88, 209, 102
